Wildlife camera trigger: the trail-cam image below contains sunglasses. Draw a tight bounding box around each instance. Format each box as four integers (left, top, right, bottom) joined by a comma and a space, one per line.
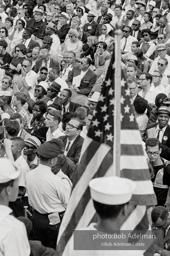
2, 81, 8, 84
143, 34, 149, 37
16, 49, 21, 52
35, 89, 41, 92
25, 145, 35, 149
0, 31, 5, 33
158, 63, 164, 66
158, 37, 164, 39
123, 30, 130, 33
40, 71, 48, 75
132, 24, 138, 26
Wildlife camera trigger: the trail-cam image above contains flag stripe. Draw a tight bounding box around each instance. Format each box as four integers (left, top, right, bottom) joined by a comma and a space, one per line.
131, 194, 156, 205
121, 144, 144, 155
121, 168, 151, 181
121, 156, 150, 170
121, 130, 145, 144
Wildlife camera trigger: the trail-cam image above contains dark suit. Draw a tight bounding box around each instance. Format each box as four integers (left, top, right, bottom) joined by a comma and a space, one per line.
34, 58, 60, 73
59, 135, 84, 164
56, 24, 70, 43
160, 125, 170, 161
23, 38, 40, 52
83, 21, 98, 36
27, 18, 46, 39
67, 67, 97, 96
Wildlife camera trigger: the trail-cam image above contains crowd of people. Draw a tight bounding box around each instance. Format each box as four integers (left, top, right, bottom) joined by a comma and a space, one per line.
1, 0, 170, 254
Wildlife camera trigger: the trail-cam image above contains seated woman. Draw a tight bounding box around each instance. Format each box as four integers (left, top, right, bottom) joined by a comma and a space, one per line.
10, 43, 26, 74
98, 24, 114, 52
134, 48, 150, 73
0, 75, 12, 96
140, 12, 153, 31
62, 28, 83, 57
30, 100, 47, 134
34, 81, 48, 101
9, 19, 25, 52
93, 41, 111, 77
80, 35, 98, 62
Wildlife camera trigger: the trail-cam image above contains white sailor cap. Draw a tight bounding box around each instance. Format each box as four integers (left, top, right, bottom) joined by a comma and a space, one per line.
25, 136, 41, 149
0, 158, 20, 183
89, 176, 135, 205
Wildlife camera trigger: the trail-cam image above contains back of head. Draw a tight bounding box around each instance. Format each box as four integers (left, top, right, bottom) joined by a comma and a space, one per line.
151, 205, 168, 223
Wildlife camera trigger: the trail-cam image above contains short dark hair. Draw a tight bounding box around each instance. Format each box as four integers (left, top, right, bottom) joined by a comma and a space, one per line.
33, 100, 47, 114
40, 66, 48, 73
0, 26, 8, 37
63, 89, 72, 98
47, 109, 62, 123
15, 43, 27, 55
5, 17, 13, 26
16, 18, 25, 28
5, 120, 20, 136
140, 72, 152, 83
93, 200, 126, 219
145, 138, 160, 149
14, 92, 27, 105
70, 117, 83, 131
134, 97, 148, 114
151, 206, 168, 223
141, 28, 151, 35
97, 41, 107, 50
132, 41, 140, 47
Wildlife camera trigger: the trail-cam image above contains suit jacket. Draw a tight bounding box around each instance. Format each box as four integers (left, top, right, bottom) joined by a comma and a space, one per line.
34, 58, 60, 73
68, 101, 80, 112
59, 135, 84, 164
67, 67, 97, 96
83, 21, 98, 36
26, 39, 40, 52
160, 125, 170, 160
27, 18, 46, 39
56, 24, 70, 44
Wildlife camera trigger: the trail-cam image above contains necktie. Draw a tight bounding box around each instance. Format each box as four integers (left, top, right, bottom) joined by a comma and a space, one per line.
63, 106, 66, 114
65, 141, 71, 152
157, 129, 162, 141
123, 38, 127, 52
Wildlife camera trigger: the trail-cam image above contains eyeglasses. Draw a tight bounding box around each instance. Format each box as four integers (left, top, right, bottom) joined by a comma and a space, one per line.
132, 23, 138, 26
40, 71, 48, 75
2, 81, 8, 84
158, 63, 164, 66
123, 30, 130, 33
158, 37, 164, 39
22, 64, 29, 68
0, 31, 5, 33
147, 151, 159, 156
66, 123, 79, 129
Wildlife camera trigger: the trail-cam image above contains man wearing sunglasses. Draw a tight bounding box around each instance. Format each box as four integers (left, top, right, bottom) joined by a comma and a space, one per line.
120, 25, 136, 53
141, 29, 156, 60
149, 44, 170, 75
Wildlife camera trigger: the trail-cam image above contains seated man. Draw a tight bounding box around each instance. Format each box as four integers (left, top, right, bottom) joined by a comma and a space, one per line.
59, 117, 84, 164
67, 57, 97, 96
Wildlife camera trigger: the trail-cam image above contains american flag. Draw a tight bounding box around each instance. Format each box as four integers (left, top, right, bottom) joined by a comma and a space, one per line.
56, 51, 156, 256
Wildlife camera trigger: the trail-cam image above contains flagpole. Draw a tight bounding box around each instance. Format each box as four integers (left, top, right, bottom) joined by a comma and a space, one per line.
113, 22, 122, 177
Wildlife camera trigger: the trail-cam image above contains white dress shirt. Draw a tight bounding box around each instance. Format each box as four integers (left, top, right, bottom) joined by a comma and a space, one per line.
46, 127, 65, 141
156, 124, 167, 142
24, 70, 38, 99
138, 84, 157, 104
50, 34, 62, 61
0, 205, 30, 256
26, 164, 71, 214
153, 83, 170, 97
149, 55, 170, 75
55, 77, 69, 92
120, 35, 136, 53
